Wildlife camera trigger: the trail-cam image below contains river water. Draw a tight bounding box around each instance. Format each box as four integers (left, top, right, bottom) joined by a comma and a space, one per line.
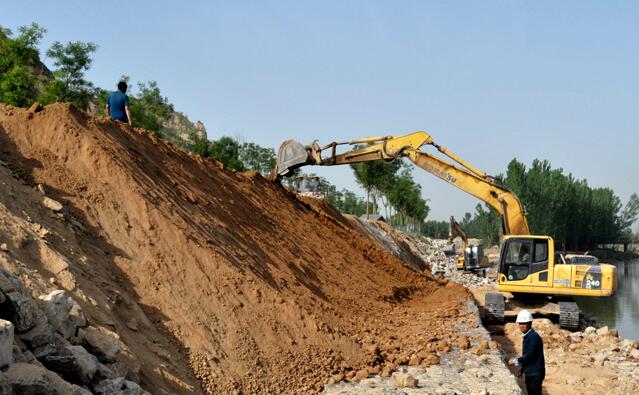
576, 259, 639, 340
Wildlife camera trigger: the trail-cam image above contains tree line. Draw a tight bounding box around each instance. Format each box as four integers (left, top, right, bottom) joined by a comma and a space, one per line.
422, 158, 639, 249
348, 156, 430, 230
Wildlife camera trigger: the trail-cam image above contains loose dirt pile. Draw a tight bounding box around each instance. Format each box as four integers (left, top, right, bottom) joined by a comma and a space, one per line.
0, 103, 470, 394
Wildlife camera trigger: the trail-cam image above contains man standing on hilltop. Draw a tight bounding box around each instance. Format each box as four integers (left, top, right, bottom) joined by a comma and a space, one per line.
106, 81, 132, 126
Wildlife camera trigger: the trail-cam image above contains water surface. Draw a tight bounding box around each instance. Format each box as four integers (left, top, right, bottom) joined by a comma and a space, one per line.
576, 259, 639, 340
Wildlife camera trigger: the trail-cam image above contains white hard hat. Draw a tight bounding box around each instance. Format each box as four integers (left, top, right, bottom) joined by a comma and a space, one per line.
516, 310, 533, 323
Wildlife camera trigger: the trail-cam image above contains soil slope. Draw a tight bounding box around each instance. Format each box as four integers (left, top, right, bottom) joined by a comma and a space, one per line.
0, 103, 470, 394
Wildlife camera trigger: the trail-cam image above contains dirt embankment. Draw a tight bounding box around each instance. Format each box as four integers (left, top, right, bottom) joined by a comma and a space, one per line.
0, 104, 471, 393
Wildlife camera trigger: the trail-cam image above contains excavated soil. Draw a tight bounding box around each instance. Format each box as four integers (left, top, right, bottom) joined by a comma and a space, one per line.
0, 103, 470, 394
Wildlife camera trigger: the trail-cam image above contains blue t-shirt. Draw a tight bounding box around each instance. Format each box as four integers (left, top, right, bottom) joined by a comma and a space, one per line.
107, 91, 129, 122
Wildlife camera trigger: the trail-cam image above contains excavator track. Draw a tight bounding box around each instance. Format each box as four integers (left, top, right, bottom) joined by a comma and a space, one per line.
558, 301, 580, 330
485, 292, 505, 323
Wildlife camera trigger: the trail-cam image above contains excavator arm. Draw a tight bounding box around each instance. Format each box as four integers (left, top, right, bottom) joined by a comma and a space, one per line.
275, 131, 530, 235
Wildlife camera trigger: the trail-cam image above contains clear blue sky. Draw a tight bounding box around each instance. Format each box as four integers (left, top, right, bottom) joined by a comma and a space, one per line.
3, 1, 638, 229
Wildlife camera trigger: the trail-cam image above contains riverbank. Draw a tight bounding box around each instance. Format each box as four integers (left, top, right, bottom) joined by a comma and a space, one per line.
458, 265, 639, 394
317, 218, 639, 394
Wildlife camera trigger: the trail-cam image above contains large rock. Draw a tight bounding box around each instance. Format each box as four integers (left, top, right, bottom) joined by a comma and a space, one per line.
16, 319, 55, 351
392, 372, 419, 388
42, 197, 63, 212
79, 326, 124, 363
39, 290, 86, 339
94, 377, 151, 395
2, 363, 91, 394
2, 291, 46, 333
584, 326, 597, 335
0, 319, 14, 369
40, 338, 99, 385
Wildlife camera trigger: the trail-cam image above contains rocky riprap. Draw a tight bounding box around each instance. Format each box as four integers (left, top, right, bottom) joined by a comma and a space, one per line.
0, 268, 151, 394
323, 300, 522, 395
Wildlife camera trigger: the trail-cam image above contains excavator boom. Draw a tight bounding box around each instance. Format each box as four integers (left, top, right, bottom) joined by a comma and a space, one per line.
275, 131, 530, 235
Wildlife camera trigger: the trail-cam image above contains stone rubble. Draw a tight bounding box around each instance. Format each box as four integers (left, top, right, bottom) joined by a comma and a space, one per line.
325, 221, 639, 394
0, 267, 151, 394
324, 299, 522, 394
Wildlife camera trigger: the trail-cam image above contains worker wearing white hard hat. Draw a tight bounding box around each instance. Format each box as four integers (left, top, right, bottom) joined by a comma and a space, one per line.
507, 310, 545, 395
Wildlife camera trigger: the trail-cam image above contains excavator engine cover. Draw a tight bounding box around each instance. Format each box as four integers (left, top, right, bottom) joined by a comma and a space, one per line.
275, 140, 312, 177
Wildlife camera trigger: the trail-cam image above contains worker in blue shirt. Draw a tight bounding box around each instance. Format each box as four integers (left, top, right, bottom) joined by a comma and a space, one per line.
508, 310, 545, 395
106, 81, 132, 126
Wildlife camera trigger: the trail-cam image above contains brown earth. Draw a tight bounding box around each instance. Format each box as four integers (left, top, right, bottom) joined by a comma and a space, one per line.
0, 103, 471, 394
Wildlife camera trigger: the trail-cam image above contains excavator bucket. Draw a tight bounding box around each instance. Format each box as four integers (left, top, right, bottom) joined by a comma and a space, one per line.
443, 243, 457, 256
275, 140, 313, 177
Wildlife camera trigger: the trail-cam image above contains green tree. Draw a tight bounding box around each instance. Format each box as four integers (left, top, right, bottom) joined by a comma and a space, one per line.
128, 81, 173, 132
619, 193, 639, 239
238, 142, 276, 175
40, 40, 97, 109
351, 153, 401, 215
0, 23, 46, 107
387, 166, 429, 229
421, 220, 449, 239
208, 136, 245, 171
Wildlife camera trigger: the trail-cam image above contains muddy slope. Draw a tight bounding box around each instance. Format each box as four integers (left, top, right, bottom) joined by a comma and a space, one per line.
0, 104, 470, 394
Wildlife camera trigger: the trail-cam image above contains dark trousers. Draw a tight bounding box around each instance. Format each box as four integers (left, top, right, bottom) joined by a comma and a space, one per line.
525, 374, 544, 395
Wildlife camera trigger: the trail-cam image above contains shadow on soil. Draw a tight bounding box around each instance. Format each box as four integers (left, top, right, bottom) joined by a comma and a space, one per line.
0, 124, 199, 394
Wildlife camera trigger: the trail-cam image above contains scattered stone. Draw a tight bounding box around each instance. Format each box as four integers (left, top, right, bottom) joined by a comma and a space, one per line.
94, 377, 151, 395
353, 368, 369, 382
3, 290, 47, 333
630, 349, 639, 359
0, 243, 7, 252
392, 372, 418, 388
79, 326, 124, 364
40, 340, 99, 385
408, 355, 422, 366
3, 363, 91, 395
0, 320, 14, 369
43, 197, 64, 212
367, 365, 380, 375
570, 332, 583, 343
584, 326, 597, 335
37, 183, 46, 195
26, 101, 43, 115
328, 373, 344, 384
420, 352, 440, 365
456, 335, 471, 350
126, 319, 138, 332
55, 270, 77, 291
39, 290, 86, 339
380, 363, 395, 378
596, 326, 610, 336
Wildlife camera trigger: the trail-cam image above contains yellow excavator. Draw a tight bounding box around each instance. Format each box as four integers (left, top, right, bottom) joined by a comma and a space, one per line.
274, 131, 617, 329
445, 216, 488, 273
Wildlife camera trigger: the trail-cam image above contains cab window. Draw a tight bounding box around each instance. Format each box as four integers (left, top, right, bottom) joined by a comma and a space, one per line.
503, 240, 531, 280
534, 239, 548, 262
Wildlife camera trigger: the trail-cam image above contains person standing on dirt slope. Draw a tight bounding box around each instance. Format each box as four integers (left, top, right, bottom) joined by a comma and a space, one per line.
106, 81, 132, 126
507, 310, 545, 395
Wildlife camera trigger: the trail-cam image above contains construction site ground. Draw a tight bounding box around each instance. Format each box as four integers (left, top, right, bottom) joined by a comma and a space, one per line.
0, 103, 637, 394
